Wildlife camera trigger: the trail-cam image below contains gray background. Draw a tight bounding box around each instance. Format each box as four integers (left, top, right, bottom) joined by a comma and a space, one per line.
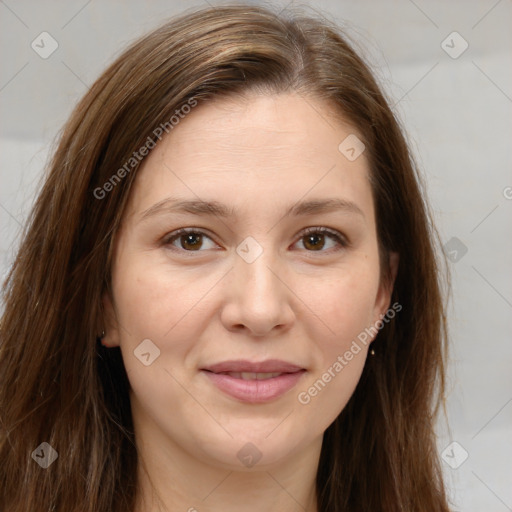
1, 1, 511, 510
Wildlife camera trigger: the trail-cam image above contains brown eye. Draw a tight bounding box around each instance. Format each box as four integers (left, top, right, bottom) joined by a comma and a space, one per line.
164, 229, 217, 252
179, 232, 203, 250
303, 232, 326, 251
295, 227, 346, 253
164, 227, 346, 255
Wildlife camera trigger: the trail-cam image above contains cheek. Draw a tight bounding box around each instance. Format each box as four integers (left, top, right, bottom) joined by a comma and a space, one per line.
292, 262, 379, 420
111, 250, 210, 340
112, 260, 203, 416
110, 252, 223, 399
297, 261, 380, 349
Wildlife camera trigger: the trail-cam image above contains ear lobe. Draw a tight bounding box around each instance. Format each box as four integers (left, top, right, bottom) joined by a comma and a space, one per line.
100, 291, 121, 347
374, 251, 400, 319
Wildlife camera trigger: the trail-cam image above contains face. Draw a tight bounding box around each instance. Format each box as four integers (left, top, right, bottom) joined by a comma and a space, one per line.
103, 92, 397, 470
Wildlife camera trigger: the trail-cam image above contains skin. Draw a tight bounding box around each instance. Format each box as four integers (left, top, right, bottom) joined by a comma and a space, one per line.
103, 92, 398, 512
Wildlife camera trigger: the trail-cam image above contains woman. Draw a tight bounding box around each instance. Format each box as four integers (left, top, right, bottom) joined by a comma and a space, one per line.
0, 4, 451, 511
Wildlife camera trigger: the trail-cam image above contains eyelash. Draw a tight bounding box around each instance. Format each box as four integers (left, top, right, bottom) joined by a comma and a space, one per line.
162, 227, 348, 255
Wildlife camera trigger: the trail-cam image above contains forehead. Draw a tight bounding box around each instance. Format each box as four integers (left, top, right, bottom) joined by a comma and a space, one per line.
159, 93, 360, 165
125, 92, 374, 224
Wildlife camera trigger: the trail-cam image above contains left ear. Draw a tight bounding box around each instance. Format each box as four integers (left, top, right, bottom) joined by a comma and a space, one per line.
373, 251, 399, 321
100, 289, 121, 348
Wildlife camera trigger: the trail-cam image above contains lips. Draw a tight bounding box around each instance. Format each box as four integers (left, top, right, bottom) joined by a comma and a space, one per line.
218, 371, 283, 380
200, 359, 306, 403
201, 359, 305, 374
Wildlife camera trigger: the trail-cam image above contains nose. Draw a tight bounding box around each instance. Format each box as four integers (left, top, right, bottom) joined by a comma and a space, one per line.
220, 248, 295, 337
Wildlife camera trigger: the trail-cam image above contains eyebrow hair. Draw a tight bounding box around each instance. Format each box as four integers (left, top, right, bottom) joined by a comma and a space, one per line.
140, 196, 365, 221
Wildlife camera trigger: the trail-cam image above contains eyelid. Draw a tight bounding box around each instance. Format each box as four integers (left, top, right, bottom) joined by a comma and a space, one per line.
162, 226, 348, 254
162, 227, 221, 254
298, 226, 348, 248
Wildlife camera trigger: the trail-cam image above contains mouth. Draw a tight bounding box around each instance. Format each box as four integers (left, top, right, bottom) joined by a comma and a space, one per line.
200, 359, 307, 403
209, 371, 288, 380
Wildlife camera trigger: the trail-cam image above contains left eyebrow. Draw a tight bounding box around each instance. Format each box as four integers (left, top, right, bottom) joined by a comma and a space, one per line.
139, 196, 365, 222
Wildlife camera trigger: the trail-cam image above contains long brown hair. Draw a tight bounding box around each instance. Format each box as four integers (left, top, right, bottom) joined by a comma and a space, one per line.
0, 4, 451, 511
